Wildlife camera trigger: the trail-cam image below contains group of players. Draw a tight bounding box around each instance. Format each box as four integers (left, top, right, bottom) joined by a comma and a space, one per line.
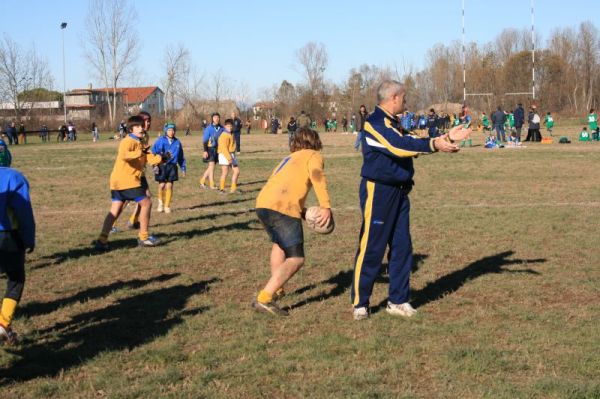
0, 104, 334, 343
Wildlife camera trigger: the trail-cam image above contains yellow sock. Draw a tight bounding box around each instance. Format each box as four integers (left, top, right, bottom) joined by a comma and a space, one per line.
200, 177, 206, 186
139, 230, 149, 241
129, 211, 137, 225
209, 180, 215, 189
158, 187, 164, 203
0, 298, 18, 327
230, 182, 237, 192
257, 290, 273, 304
164, 188, 173, 207
219, 178, 225, 191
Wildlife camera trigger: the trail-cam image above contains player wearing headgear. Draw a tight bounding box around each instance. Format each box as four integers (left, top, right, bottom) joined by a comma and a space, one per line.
94, 115, 165, 250
152, 122, 186, 213
200, 112, 224, 189
217, 119, 240, 194
0, 156, 35, 345
252, 127, 333, 316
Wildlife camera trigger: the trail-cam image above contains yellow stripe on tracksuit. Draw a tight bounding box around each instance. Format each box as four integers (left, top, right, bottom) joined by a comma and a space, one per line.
353, 180, 375, 306
364, 122, 422, 158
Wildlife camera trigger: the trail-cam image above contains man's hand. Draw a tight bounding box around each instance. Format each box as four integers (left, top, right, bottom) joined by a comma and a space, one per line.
203, 151, 208, 160
434, 135, 460, 153
448, 125, 472, 142
315, 208, 332, 227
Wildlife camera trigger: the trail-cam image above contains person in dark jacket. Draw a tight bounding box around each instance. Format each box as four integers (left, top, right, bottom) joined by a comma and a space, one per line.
231, 111, 243, 153
5, 123, 17, 146
351, 80, 471, 321
426, 108, 439, 138
491, 106, 507, 142
513, 103, 525, 142
525, 105, 542, 142
287, 116, 298, 146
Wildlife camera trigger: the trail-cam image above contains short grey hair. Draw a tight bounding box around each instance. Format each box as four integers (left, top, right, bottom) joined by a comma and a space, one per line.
377, 80, 405, 103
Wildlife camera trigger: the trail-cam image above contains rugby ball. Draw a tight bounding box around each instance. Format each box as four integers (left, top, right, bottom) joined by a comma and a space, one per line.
304, 206, 335, 234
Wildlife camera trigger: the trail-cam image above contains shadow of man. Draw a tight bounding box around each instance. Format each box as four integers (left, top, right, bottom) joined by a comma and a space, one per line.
1, 277, 220, 384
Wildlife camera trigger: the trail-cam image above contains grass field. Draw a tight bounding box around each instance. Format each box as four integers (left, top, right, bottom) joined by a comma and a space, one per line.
1, 125, 599, 398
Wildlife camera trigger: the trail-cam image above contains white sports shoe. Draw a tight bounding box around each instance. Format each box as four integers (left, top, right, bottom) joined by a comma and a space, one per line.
386, 302, 417, 317
157, 200, 164, 212
164, 207, 171, 214
353, 306, 369, 321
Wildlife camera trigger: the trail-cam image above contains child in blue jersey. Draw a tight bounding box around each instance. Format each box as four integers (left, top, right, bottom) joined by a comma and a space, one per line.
152, 122, 186, 213
0, 160, 35, 345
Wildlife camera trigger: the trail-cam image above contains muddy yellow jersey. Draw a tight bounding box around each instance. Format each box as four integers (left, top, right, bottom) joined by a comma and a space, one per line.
256, 149, 331, 218
110, 134, 162, 190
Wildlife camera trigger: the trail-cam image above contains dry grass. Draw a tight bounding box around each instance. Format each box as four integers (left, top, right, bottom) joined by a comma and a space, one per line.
1, 125, 599, 398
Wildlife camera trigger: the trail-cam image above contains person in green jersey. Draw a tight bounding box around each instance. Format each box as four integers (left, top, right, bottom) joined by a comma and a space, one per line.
544, 112, 555, 136
588, 109, 598, 136
481, 112, 492, 132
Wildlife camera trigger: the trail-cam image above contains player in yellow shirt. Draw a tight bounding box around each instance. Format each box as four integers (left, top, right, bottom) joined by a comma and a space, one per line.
94, 115, 164, 250
217, 119, 241, 194
253, 127, 333, 316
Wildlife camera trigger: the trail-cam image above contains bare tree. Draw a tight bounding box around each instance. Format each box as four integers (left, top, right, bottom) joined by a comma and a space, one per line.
0, 34, 54, 119
162, 43, 190, 118
295, 42, 328, 115
209, 69, 231, 105
83, 0, 139, 124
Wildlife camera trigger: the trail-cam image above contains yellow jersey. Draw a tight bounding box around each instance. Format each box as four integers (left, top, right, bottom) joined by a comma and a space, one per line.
110, 134, 162, 190
256, 149, 331, 218
217, 131, 236, 162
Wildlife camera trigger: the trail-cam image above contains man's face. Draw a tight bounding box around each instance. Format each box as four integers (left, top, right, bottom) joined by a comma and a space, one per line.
392, 92, 407, 115
231, 112, 236, 118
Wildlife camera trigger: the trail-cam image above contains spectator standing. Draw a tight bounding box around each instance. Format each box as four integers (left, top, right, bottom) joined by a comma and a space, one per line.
513, 103, 525, 142
231, 111, 243, 153
18, 123, 26, 144
245, 119, 252, 135
6, 123, 17, 146
91, 122, 99, 143
287, 116, 298, 147
118, 120, 126, 139
491, 106, 507, 142
354, 105, 368, 150
297, 110, 311, 129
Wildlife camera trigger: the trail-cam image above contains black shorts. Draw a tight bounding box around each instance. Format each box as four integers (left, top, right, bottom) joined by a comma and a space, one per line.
256, 208, 304, 258
203, 147, 218, 163
111, 186, 147, 202
141, 176, 149, 190
155, 163, 178, 182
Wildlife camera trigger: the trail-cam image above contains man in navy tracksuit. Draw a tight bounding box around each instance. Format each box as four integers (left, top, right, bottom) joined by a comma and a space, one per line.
0, 163, 35, 344
352, 80, 470, 320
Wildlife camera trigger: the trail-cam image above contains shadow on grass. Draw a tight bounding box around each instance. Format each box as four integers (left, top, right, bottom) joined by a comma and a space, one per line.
30, 236, 179, 270
152, 209, 253, 228
0, 277, 220, 384
18, 273, 180, 319
157, 218, 262, 240
188, 196, 252, 210
287, 254, 428, 310
239, 179, 267, 186
371, 250, 545, 314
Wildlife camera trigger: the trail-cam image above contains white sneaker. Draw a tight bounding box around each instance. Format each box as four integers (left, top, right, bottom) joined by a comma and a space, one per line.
353, 307, 369, 321
157, 200, 164, 212
386, 302, 417, 317
164, 207, 171, 214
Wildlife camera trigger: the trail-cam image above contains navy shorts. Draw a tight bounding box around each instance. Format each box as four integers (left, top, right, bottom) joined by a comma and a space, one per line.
256, 208, 304, 258
141, 176, 149, 190
203, 147, 218, 163
155, 163, 178, 182
111, 186, 147, 202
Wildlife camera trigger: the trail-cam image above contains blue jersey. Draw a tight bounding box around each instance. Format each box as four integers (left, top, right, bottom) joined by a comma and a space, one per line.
152, 136, 186, 172
360, 106, 435, 186
0, 167, 35, 249
202, 124, 224, 151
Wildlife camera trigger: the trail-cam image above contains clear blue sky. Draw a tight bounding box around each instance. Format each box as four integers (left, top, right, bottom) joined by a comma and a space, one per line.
0, 0, 594, 100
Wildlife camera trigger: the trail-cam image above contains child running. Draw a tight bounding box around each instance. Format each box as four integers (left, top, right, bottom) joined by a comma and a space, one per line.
217, 119, 240, 194
544, 112, 554, 136
253, 128, 333, 316
200, 113, 224, 189
94, 115, 164, 250
152, 122, 186, 213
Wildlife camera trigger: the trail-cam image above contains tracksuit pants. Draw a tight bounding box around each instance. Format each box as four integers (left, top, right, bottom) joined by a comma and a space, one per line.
234, 131, 241, 152
351, 178, 413, 308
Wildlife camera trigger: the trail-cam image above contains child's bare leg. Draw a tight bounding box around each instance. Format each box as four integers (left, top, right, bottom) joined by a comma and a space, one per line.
263, 244, 304, 295
207, 162, 216, 188
137, 197, 152, 239
231, 166, 240, 192
219, 165, 229, 190
100, 201, 124, 239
